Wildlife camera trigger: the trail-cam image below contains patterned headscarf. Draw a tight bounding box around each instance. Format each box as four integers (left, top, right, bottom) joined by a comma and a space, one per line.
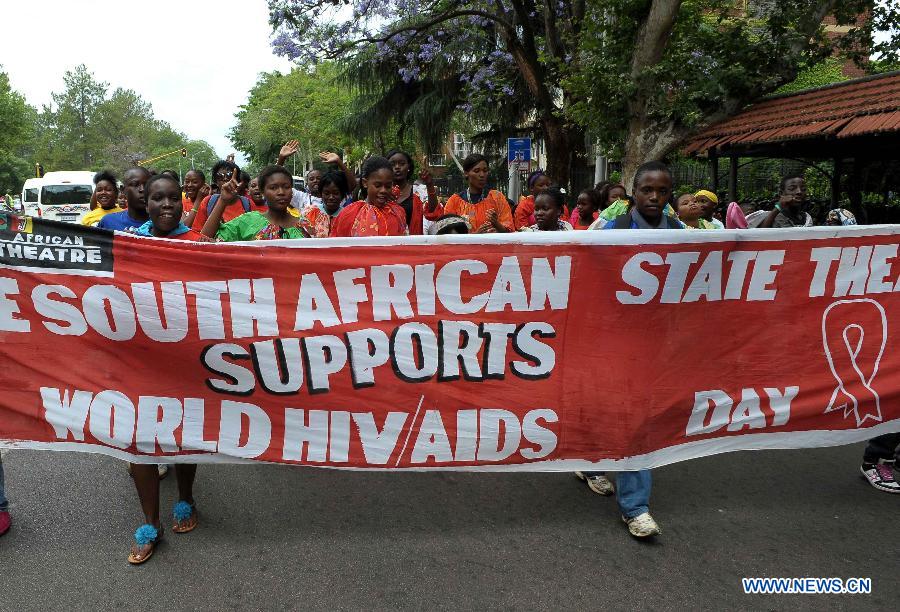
428, 215, 471, 235
826, 208, 857, 226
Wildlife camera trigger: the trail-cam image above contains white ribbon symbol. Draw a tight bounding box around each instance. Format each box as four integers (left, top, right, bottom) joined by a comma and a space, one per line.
822, 299, 886, 427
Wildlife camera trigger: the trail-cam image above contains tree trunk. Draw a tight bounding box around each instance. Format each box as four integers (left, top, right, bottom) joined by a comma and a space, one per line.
541, 116, 585, 191
622, 118, 685, 191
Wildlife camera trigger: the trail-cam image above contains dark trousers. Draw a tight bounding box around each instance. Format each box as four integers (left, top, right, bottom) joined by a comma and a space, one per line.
863, 433, 900, 464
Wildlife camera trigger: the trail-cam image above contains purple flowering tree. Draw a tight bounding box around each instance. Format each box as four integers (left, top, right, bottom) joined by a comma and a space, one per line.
269, 1, 899, 188
268, 0, 590, 185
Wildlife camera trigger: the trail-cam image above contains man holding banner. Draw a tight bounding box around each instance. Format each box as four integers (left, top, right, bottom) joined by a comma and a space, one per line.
576, 161, 683, 539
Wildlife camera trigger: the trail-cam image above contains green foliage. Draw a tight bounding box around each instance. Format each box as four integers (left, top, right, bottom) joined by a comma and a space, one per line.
232, 64, 358, 168
804, 165, 832, 200
566, 0, 899, 173
868, 57, 900, 74
29, 65, 219, 178
776, 58, 849, 95
231, 63, 422, 171
0, 70, 34, 193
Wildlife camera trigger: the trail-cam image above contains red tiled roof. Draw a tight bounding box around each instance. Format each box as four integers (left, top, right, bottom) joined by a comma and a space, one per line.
683, 71, 900, 154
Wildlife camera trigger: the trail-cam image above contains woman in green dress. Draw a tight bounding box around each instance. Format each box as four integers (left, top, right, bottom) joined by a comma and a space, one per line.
201, 166, 309, 241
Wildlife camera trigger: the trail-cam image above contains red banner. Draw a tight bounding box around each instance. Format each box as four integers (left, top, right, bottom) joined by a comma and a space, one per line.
1, 214, 899, 470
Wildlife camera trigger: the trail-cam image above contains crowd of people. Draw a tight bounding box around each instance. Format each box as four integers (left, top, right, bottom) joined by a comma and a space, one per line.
0, 146, 895, 562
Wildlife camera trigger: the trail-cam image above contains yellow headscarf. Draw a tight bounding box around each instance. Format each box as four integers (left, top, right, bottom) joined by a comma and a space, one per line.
694, 189, 718, 204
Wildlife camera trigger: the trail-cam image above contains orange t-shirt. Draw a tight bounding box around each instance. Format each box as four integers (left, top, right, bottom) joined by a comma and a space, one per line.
444, 190, 514, 232
514, 195, 536, 230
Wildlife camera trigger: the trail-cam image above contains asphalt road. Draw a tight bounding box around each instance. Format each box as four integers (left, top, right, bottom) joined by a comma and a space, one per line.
0, 444, 896, 611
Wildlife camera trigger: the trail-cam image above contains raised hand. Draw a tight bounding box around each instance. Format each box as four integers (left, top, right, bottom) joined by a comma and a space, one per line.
280, 140, 300, 160
197, 184, 211, 201
419, 168, 433, 185
220, 169, 240, 200
319, 151, 341, 165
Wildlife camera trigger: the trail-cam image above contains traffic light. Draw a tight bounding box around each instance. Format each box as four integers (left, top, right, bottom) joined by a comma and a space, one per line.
181, 148, 187, 157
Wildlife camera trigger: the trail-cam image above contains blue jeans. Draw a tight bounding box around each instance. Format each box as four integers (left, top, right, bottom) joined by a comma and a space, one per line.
583, 470, 652, 518
0, 454, 7, 512
616, 470, 652, 518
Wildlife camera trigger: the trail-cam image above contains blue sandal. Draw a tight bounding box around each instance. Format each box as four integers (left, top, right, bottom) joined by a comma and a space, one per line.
172, 501, 198, 534
128, 524, 162, 565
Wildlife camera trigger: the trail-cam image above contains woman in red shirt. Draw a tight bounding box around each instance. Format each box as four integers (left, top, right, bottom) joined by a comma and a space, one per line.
330, 157, 408, 237
571, 188, 603, 230
386, 150, 442, 235
514, 170, 552, 229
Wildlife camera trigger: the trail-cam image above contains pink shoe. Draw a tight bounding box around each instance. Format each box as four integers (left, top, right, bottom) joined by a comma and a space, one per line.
0, 511, 10, 536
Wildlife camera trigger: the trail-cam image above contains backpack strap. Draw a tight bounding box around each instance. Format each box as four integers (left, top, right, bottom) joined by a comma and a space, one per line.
613, 213, 633, 229
662, 214, 682, 229
205, 193, 219, 215
612, 212, 682, 229
206, 194, 252, 215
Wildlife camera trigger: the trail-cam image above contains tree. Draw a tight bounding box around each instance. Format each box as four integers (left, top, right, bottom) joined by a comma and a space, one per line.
49, 64, 108, 168
0, 69, 34, 193
267, 0, 591, 185
231, 63, 416, 171
91, 87, 158, 170
29, 66, 220, 178
268, 1, 898, 188
232, 65, 353, 169
566, 0, 900, 186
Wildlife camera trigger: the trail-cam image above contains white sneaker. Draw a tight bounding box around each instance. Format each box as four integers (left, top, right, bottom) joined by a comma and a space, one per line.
623, 512, 660, 538
860, 463, 900, 493
575, 471, 615, 496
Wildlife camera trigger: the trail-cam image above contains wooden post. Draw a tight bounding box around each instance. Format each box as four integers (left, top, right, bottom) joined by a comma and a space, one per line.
831, 158, 842, 208
850, 157, 866, 224
709, 150, 719, 194
728, 155, 738, 202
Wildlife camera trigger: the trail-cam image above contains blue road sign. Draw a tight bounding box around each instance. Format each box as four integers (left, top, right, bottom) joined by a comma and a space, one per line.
507, 138, 532, 163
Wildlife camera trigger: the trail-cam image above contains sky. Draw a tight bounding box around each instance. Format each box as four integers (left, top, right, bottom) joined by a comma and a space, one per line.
1, 0, 295, 163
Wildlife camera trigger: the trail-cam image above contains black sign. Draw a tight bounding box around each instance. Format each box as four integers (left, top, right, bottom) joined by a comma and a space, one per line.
0, 214, 114, 275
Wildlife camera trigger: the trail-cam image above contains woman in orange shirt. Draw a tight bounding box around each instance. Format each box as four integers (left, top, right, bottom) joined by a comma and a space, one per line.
444, 153, 513, 233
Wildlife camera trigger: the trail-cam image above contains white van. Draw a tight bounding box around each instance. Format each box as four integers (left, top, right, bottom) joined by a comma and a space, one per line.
37, 171, 95, 223
21, 177, 44, 217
